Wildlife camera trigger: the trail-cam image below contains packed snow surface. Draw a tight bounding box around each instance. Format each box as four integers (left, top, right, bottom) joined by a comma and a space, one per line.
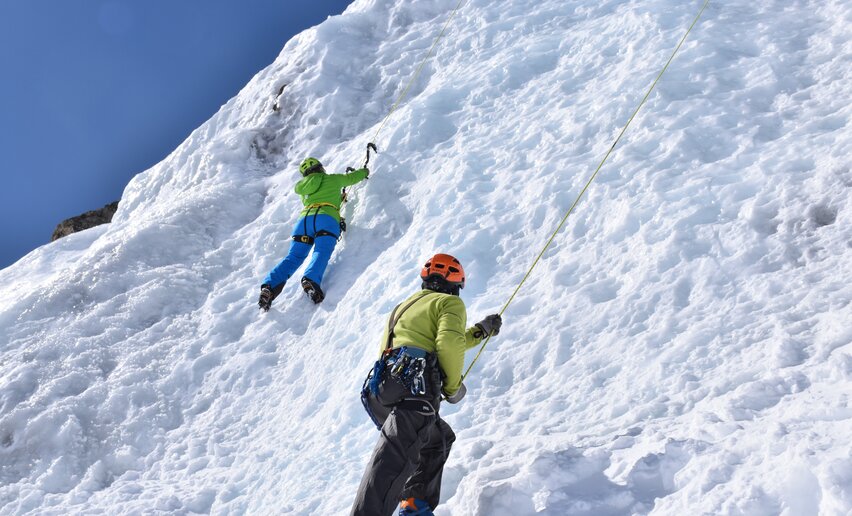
1, 0, 850, 514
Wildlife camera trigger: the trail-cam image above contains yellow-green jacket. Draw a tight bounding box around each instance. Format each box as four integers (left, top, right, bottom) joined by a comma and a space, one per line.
294, 168, 368, 221
379, 290, 483, 396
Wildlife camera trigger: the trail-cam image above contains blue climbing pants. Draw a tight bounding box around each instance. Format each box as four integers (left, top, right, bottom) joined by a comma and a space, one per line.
263, 214, 339, 289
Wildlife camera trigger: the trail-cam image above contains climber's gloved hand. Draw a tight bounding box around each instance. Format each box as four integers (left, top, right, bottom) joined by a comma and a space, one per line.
444, 383, 467, 404
346, 166, 369, 178
473, 314, 502, 339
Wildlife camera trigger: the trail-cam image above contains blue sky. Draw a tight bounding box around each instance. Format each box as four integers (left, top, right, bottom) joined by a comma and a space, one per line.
0, 0, 352, 269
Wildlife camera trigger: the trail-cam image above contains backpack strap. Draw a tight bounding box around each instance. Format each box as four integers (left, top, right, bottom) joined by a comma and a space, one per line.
385, 291, 430, 353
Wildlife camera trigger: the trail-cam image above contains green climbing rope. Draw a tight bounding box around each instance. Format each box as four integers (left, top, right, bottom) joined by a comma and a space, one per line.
341, 0, 466, 217
368, 0, 466, 150
462, 0, 712, 382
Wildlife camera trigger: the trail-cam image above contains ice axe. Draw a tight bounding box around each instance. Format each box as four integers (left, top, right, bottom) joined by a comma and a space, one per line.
343, 142, 377, 202
346, 142, 378, 173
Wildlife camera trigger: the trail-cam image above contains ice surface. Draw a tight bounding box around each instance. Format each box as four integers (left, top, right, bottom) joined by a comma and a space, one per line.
1, 0, 850, 514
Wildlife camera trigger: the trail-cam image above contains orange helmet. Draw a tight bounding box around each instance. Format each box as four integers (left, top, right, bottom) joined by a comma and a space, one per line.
420, 253, 465, 288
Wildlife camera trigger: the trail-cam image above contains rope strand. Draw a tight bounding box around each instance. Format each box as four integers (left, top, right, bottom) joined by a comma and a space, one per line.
341, 0, 466, 220
462, 0, 711, 381
368, 0, 466, 150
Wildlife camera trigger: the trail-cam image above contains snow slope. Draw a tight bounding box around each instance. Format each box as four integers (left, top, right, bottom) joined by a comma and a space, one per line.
1, 0, 850, 514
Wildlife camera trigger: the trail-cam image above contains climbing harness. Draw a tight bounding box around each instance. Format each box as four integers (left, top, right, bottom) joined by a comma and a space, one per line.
361, 292, 431, 429
361, 347, 434, 430
387, 346, 430, 396
461, 0, 712, 382
302, 202, 339, 213
292, 203, 342, 244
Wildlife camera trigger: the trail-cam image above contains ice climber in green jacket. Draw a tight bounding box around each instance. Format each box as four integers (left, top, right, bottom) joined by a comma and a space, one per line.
258, 157, 368, 309
351, 253, 503, 516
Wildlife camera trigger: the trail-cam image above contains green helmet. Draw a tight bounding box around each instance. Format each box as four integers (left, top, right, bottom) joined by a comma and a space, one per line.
299, 157, 324, 176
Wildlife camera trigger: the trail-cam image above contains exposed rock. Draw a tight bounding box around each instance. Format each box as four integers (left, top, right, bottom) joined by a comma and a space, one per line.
272, 83, 286, 112
51, 201, 119, 242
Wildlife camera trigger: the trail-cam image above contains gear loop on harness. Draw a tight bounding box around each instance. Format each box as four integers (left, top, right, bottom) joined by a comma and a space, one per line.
293, 202, 343, 244
361, 291, 432, 429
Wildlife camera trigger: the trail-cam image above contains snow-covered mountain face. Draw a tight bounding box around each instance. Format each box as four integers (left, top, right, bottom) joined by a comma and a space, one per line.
1, 0, 850, 514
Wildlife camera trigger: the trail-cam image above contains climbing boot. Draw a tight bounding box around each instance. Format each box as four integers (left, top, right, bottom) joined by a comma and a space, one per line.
300, 277, 325, 304
258, 284, 273, 312
399, 498, 433, 515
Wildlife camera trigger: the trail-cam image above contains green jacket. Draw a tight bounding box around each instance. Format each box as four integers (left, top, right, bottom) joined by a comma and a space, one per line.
294, 168, 369, 222
379, 290, 483, 396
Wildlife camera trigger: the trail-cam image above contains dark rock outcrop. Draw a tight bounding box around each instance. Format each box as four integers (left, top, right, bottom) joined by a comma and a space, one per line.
51, 201, 119, 242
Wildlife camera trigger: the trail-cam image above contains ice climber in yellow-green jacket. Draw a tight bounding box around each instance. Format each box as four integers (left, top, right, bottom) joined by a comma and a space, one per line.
351, 253, 503, 516
258, 157, 368, 309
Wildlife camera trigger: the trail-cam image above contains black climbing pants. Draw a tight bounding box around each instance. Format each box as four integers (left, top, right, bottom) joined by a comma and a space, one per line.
351, 362, 455, 516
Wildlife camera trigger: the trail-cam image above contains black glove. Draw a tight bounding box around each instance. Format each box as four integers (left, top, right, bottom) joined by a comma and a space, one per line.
444, 383, 467, 404
363, 166, 370, 178
474, 314, 502, 339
